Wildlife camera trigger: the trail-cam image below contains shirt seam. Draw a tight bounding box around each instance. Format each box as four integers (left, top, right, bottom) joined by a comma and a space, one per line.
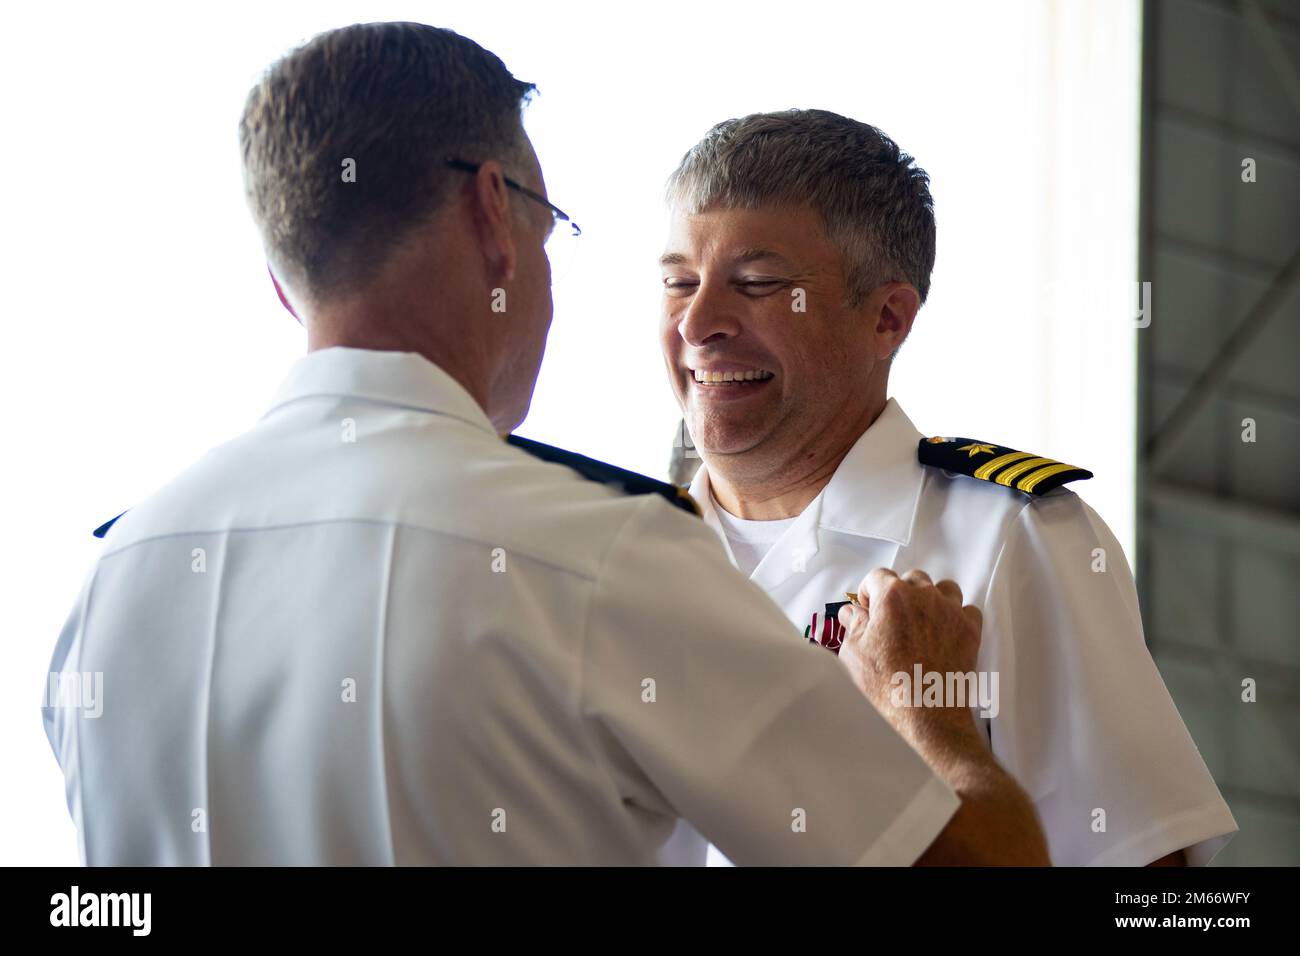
978, 494, 1036, 614
199, 530, 230, 866
976, 496, 1035, 785
577, 496, 665, 815
97, 517, 601, 583
374, 523, 399, 865
259, 392, 494, 435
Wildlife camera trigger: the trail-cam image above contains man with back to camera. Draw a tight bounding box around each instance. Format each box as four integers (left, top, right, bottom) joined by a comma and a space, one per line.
657, 109, 1238, 866
42, 22, 1048, 865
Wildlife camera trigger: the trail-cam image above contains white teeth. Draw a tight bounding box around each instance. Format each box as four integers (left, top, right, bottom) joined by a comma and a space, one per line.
692, 369, 774, 384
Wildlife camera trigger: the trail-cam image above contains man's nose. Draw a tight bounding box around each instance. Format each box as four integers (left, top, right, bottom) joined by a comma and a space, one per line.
676, 280, 742, 348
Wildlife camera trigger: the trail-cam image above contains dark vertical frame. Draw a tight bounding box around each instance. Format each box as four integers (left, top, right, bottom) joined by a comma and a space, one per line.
1135, 0, 1158, 619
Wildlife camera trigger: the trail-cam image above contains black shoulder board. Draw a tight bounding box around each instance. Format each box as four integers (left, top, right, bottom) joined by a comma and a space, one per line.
93, 510, 128, 539
507, 434, 701, 517
917, 437, 1093, 496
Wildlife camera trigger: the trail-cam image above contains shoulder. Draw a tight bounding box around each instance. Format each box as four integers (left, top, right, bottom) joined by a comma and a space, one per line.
492, 440, 768, 652
93, 431, 710, 582
498, 436, 721, 581
912, 434, 1113, 572
505, 435, 700, 519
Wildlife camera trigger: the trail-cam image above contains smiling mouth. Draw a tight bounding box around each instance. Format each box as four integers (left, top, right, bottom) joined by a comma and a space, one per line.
691, 368, 775, 386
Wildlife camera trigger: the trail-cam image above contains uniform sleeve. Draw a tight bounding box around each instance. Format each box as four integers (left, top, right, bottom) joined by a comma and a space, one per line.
982, 492, 1237, 866
581, 497, 959, 866
42, 564, 96, 862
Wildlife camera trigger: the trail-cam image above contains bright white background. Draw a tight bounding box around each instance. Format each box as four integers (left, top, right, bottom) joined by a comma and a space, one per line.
0, 0, 1138, 864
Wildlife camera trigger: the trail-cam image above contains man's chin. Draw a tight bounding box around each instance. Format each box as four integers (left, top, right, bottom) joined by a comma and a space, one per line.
687, 420, 769, 459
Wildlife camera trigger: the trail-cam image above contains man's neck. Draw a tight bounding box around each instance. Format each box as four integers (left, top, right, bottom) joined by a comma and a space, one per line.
706, 397, 886, 520
299, 231, 502, 425
306, 310, 495, 423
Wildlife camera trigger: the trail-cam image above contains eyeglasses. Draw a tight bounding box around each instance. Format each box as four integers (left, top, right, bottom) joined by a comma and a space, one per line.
445, 158, 581, 281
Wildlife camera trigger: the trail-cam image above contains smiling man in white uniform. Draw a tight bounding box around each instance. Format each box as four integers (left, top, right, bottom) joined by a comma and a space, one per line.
41, 24, 1053, 866
659, 110, 1238, 867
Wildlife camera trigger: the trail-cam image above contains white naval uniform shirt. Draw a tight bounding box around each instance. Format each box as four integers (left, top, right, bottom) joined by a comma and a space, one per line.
43, 347, 959, 866
692, 398, 1238, 867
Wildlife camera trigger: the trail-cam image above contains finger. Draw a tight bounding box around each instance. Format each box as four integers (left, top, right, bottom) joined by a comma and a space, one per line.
901, 569, 933, 587
838, 603, 861, 631
861, 567, 900, 608
935, 579, 963, 604
962, 603, 984, 634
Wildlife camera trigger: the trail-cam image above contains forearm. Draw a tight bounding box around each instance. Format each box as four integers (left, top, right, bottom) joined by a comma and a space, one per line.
917, 759, 1049, 865
908, 725, 1051, 866
836, 572, 1051, 864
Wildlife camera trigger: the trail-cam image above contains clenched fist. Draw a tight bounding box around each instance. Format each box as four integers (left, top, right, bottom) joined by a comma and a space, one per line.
836, 568, 985, 752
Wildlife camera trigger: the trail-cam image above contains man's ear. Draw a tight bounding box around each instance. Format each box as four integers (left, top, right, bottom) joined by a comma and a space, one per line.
268, 265, 302, 326
872, 282, 921, 360
466, 160, 519, 283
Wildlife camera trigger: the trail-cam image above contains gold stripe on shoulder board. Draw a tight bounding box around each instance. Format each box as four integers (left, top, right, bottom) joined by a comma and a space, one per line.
994, 456, 1056, 487
1017, 461, 1084, 494
973, 451, 1033, 481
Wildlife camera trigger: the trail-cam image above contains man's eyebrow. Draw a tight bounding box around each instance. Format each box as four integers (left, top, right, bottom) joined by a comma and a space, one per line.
734, 248, 791, 266
659, 249, 794, 267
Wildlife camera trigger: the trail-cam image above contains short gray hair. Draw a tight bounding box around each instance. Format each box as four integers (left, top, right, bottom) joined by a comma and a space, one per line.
666, 109, 936, 305
240, 22, 536, 300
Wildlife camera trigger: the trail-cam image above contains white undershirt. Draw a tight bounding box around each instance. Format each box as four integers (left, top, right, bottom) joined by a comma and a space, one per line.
712, 500, 801, 577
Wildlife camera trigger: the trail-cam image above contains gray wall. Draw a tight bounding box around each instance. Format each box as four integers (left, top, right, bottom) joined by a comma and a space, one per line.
1138, 0, 1300, 866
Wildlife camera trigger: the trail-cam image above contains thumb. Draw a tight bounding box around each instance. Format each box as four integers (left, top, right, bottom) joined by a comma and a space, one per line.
837, 602, 862, 631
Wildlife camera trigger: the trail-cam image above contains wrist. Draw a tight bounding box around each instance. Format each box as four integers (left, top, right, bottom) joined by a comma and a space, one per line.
896, 709, 990, 771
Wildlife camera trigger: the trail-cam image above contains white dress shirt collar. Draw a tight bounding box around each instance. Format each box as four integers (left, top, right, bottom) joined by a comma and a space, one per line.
261, 346, 497, 436
688, 396, 927, 555
816, 396, 927, 546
